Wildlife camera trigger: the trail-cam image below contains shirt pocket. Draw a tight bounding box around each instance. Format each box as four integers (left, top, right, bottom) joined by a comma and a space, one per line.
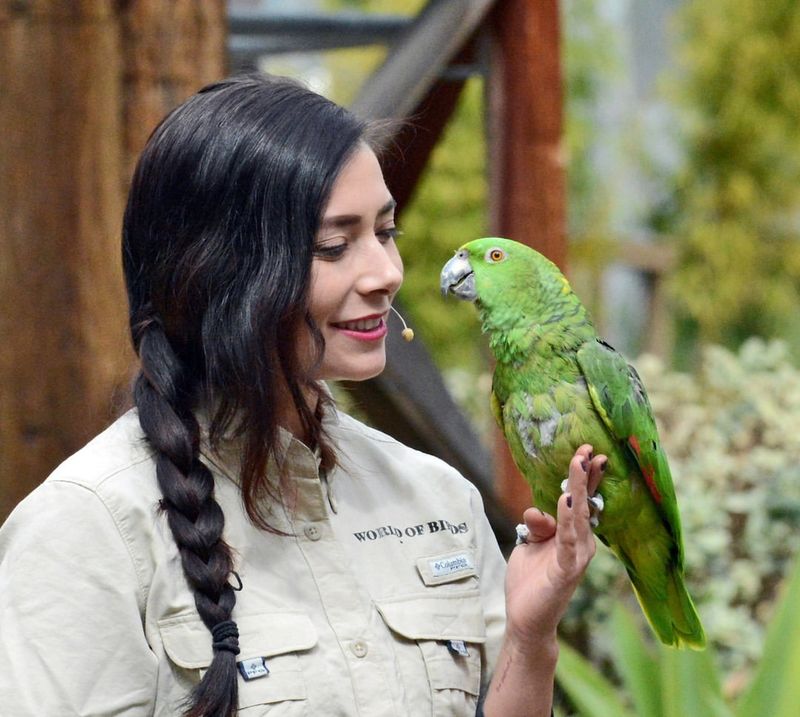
158, 611, 317, 714
375, 589, 486, 716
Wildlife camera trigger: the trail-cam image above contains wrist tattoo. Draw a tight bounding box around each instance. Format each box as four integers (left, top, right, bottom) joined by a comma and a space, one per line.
493, 652, 513, 692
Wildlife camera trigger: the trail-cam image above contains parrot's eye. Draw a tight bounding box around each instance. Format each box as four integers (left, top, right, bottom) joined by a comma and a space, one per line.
485, 248, 507, 263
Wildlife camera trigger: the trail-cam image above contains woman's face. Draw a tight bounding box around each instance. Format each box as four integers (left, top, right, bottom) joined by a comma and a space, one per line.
309, 146, 404, 381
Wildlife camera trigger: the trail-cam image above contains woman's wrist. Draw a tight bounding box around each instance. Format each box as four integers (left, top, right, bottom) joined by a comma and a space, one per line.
502, 627, 559, 667
502, 611, 561, 658
483, 632, 559, 717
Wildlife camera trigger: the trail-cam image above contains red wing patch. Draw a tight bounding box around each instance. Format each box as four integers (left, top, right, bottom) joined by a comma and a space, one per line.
628, 436, 662, 504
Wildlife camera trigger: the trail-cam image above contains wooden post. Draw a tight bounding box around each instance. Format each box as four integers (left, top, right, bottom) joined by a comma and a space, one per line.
0, 0, 225, 521
487, 0, 567, 517
119, 0, 228, 181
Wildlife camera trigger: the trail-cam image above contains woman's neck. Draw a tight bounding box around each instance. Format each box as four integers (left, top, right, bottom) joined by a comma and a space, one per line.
278, 382, 322, 446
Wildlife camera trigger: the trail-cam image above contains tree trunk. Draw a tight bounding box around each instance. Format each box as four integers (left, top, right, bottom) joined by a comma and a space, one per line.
0, 0, 226, 521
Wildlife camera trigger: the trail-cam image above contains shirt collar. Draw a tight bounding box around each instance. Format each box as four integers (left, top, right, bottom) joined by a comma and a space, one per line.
198, 400, 339, 487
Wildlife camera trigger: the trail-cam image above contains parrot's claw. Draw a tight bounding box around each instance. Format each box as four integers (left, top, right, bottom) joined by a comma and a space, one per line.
588, 493, 605, 527
561, 479, 604, 526
515, 523, 530, 546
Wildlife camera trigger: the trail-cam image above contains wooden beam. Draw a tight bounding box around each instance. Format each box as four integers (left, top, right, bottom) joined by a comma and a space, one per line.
380, 43, 474, 215
487, 0, 567, 517
350, 0, 495, 121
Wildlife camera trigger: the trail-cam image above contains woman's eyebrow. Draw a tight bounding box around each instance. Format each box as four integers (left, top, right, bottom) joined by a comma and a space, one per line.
377, 198, 397, 217
320, 198, 397, 230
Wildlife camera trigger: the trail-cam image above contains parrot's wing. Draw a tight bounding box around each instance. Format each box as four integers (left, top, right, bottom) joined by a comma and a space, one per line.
576, 339, 684, 563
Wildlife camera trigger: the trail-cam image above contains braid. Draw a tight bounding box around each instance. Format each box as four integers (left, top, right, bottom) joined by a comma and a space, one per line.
121, 73, 373, 713
134, 319, 239, 717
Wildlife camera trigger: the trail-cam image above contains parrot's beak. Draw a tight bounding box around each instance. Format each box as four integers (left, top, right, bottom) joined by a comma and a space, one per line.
440, 249, 476, 301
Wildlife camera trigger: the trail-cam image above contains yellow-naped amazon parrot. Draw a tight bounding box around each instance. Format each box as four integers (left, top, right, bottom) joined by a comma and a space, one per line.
441, 237, 705, 649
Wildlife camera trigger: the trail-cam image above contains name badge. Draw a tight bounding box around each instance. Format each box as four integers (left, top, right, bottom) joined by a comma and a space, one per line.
416, 550, 477, 586
238, 657, 270, 681
429, 552, 474, 579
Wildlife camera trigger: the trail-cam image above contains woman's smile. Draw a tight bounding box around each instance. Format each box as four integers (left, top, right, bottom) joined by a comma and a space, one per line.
331, 313, 389, 341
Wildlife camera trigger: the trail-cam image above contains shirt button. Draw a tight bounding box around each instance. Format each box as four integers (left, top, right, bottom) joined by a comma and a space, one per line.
303, 524, 322, 541
351, 640, 368, 658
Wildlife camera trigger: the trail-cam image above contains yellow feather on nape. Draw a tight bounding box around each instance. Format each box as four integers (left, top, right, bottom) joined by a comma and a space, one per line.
559, 276, 571, 294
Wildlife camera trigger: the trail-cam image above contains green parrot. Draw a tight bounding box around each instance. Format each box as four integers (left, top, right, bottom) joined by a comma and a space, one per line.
440, 237, 705, 649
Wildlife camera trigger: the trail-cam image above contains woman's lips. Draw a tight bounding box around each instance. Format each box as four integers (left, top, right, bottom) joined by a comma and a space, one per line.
332, 316, 388, 341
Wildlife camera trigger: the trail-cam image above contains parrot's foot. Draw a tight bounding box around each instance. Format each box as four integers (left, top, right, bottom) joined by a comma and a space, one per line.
560, 479, 604, 527
588, 493, 604, 527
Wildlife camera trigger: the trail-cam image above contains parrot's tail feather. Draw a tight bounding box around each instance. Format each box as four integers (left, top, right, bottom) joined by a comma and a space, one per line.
629, 567, 706, 650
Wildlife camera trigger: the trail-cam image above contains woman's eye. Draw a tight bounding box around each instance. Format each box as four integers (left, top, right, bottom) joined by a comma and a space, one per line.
313, 242, 347, 260
377, 226, 403, 243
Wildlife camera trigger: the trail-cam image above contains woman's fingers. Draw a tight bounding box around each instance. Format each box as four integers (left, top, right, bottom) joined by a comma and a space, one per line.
587, 454, 607, 496
555, 450, 599, 572
516, 446, 606, 575
566, 445, 607, 497
564, 450, 591, 514
521, 506, 557, 543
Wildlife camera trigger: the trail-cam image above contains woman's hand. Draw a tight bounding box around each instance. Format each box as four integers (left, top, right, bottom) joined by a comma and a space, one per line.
483, 445, 606, 717
503, 444, 607, 651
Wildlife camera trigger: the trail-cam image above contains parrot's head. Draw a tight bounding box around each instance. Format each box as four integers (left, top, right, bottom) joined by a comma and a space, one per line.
440, 237, 586, 335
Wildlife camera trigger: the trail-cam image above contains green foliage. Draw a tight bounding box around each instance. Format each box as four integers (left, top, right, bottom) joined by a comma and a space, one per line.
663, 0, 800, 358
558, 603, 733, 717
562, 339, 800, 682
556, 554, 800, 717
736, 549, 800, 717
557, 634, 636, 717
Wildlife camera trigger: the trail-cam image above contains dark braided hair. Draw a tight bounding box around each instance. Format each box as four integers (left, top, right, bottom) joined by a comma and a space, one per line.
122, 74, 370, 717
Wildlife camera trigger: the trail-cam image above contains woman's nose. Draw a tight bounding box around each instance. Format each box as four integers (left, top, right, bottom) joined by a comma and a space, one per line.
356, 239, 403, 295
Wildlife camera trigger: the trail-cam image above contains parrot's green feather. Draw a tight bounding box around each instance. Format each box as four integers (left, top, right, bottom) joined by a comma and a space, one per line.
444, 237, 705, 649
576, 340, 683, 559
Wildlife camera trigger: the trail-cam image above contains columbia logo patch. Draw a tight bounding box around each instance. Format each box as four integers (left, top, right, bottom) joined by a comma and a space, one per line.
430, 553, 474, 578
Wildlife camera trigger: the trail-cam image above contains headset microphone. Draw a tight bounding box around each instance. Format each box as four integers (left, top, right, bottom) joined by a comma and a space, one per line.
389, 305, 414, 342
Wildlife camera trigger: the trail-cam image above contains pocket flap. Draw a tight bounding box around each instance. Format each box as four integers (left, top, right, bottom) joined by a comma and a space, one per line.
375, 590, 487, 643
159, 611, 318, 669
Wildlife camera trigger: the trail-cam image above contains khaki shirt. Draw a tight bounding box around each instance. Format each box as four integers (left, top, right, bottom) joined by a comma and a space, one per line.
0, 407, 507, 715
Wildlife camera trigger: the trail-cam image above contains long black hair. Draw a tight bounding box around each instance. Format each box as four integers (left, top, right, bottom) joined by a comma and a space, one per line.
123, 74, 370, 717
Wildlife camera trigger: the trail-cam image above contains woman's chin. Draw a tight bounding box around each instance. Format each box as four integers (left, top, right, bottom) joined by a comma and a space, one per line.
318, 355, 387, 382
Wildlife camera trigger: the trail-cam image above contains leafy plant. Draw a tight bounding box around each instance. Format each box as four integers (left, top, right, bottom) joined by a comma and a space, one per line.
659, 0, 800, 361
555, 548, 800, 716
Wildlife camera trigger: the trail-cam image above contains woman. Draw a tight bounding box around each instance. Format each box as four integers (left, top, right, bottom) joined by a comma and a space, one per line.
0, 74, 604, 716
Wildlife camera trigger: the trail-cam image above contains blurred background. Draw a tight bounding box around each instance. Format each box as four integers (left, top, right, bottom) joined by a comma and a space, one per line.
2, 0, 800, 714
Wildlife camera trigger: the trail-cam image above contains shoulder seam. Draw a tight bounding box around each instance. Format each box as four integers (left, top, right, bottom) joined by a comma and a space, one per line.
48, 474, 153, 608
